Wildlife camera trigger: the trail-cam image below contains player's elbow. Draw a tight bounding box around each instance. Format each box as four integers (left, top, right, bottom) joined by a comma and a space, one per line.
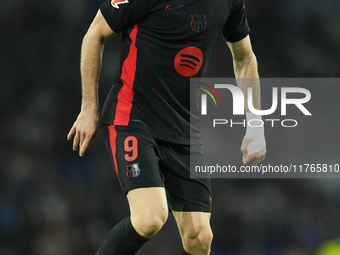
234, 51, 257, 67
233, 52, 258, 73
247, 51, 258, 65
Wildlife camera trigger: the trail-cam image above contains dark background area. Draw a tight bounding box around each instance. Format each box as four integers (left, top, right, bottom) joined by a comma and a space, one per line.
1, 0, 340, 254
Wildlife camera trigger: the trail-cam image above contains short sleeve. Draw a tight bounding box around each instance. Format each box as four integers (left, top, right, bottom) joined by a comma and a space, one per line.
100, 0, 152, 33
222, 0, 250, 42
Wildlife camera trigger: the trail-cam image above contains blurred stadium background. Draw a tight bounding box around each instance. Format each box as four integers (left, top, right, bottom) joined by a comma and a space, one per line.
1, 0, 340, 254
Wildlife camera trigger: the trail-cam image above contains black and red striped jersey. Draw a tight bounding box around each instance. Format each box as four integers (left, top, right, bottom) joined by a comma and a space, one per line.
100, 0, 250, 144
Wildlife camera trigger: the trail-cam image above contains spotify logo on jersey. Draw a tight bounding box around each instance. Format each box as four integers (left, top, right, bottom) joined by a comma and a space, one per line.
174, 46, 203, 77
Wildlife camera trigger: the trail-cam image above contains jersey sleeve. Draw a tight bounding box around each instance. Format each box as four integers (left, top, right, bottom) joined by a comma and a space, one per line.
100, 0, 152, 33
222, 0, 250, 42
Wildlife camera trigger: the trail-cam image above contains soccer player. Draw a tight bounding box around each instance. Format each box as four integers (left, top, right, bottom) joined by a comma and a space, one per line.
67, 0, 266, 254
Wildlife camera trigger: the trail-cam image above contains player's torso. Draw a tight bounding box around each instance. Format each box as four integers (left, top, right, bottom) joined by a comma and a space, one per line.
103, 0, 235, 143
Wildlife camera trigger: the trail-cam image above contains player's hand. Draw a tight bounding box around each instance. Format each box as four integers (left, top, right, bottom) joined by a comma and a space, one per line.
67, 110, 99, 157
241, 138, 266, 166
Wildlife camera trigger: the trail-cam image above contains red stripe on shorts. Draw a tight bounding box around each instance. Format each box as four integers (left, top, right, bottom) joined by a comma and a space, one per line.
108, 125, 123, 188
114, 25, 138, 126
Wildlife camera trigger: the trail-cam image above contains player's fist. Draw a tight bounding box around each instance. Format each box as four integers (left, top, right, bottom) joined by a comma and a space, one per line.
241, 138, 266, 166
67, 110, 99, 157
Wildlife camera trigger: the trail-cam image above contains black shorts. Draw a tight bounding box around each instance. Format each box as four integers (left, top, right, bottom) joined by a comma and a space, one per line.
102, 124, 212, 212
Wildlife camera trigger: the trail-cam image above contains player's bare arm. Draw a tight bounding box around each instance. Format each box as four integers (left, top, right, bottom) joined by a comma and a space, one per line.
67, 10, 117, 157
227, 35, 267, 166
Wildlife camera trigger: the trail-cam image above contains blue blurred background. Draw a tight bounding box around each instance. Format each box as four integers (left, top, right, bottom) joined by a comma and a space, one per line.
1, 0, 340, 254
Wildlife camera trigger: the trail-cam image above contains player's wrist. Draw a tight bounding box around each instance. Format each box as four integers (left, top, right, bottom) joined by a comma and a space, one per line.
244, 112, 266, 155
244, 112, 264, 140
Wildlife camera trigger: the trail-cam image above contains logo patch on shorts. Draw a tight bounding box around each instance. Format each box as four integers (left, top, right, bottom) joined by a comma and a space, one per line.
126, 163, 141, 178
209, 196, 213, 204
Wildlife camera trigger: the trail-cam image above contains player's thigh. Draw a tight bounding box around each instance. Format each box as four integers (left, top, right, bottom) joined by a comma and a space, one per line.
127, 187, 169, 237
172, 211, 212, 239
